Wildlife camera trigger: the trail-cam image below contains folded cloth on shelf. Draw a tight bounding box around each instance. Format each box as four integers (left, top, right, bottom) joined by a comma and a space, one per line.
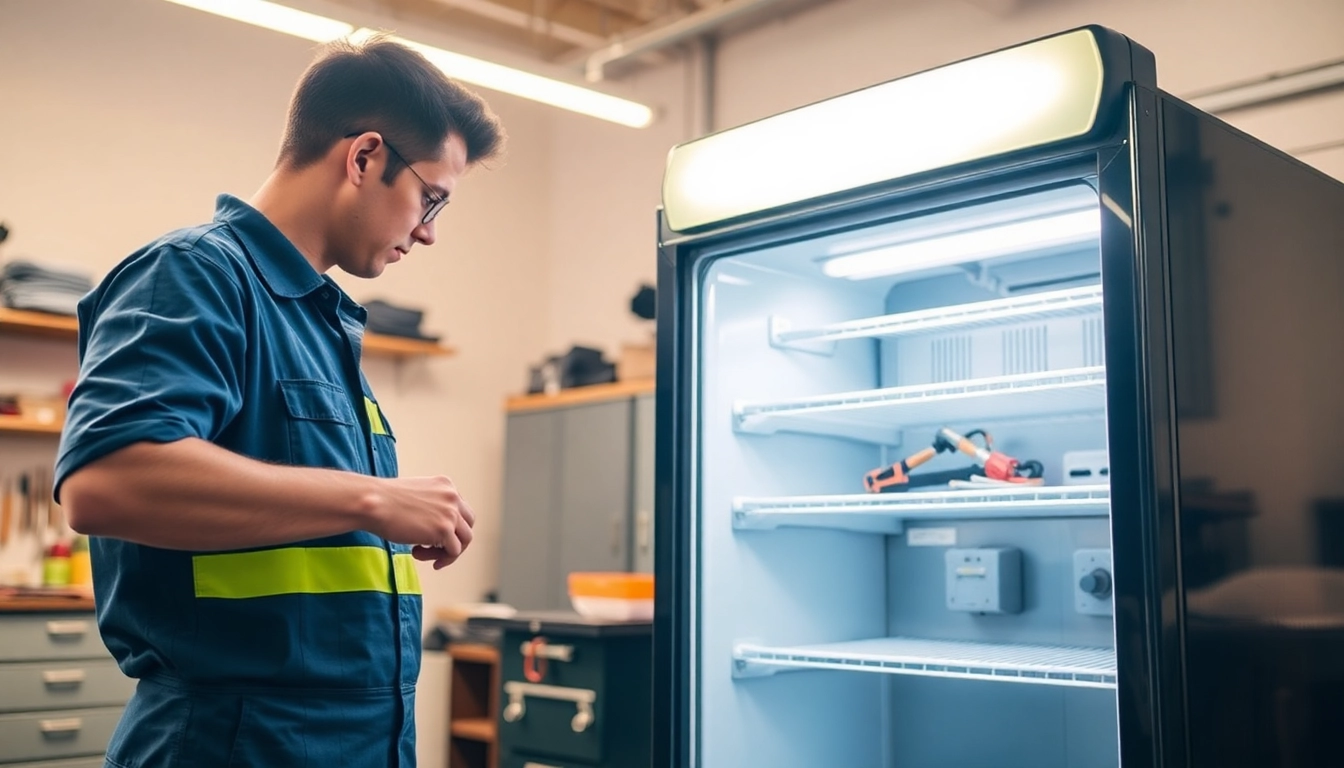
0, 259, 95, 315
364, 298, 439, 341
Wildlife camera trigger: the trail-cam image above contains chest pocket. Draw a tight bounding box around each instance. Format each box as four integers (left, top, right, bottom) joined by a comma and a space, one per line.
278, 379, 363, 471
364, 396, 399, 478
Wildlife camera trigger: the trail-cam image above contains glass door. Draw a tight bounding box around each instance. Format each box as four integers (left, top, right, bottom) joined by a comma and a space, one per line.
691, 179, 1120, 767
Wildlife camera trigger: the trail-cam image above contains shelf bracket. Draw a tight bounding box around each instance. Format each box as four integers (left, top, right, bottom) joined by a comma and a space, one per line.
732, 506, 906, 535
731, 643, 792, 679
768, 316, 837, 356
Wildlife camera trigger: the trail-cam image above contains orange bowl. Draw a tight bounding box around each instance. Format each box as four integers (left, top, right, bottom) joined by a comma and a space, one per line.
567, 572, 654, 620
568, 572, 654, 600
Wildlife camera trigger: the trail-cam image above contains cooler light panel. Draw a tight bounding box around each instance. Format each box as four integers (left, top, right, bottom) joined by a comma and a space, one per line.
662, 28, 1108, 232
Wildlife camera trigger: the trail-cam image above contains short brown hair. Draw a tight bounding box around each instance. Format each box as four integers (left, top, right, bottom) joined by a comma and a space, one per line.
279, 33, 505, 182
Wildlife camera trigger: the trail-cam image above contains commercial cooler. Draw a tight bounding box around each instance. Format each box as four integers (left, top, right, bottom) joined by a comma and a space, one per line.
652, 25, 1344, 768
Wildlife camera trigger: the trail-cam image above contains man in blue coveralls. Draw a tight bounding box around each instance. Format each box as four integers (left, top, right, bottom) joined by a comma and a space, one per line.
53, 33, 504, 767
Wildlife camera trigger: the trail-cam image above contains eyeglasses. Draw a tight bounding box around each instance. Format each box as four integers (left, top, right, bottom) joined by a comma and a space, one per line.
345, 132, 449, 225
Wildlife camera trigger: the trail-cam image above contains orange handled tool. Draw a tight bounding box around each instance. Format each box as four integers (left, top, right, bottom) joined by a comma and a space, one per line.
863, 432, 960, 493
936, 427, 1044, 482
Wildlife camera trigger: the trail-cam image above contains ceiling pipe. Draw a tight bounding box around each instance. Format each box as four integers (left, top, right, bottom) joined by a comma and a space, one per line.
579, 0, 792, 82
1186, 59, 1344, 115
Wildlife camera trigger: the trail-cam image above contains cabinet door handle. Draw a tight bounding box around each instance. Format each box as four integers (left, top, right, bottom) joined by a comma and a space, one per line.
610, 514, 624, 556
42, 669, 87, 686
45, 620, 89, 639
40, 718, 83, 736
519, 641, 574, 662
637, 509, 652, 553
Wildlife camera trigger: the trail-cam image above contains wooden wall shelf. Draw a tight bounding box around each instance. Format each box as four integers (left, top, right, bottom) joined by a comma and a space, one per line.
506, 378, 655, 413
0, 307, 453, 359
0, 307, 79, 340
0, 415, 63, 436
362, 333, 455, 359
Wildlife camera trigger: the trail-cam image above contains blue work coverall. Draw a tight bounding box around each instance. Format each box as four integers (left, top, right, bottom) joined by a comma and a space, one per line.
54, 195, 422, 767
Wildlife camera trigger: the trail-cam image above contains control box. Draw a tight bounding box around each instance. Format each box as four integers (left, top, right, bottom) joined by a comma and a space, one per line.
945, 547, 1023, 614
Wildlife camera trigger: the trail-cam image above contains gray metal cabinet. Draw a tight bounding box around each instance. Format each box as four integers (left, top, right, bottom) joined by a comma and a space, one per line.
497, 410, 562, 613
0, 610, 132, 766
632, 394, 655, 574
554, 401, 633, 609
498, 387, 655, 611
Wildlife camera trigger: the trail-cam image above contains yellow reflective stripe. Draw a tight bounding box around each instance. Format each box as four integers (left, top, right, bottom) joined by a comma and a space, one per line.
393, 553, 421, 595
365, 397, 388, 436
193, 546, 420, 599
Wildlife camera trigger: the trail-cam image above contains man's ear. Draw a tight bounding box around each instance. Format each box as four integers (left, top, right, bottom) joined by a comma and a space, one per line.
345, 132, 383, 187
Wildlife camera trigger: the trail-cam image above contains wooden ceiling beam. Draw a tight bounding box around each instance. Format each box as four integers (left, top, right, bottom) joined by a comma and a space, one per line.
486, 0, 651, 35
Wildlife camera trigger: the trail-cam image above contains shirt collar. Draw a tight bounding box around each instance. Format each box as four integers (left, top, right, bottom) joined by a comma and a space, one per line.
213, 194, 326, 299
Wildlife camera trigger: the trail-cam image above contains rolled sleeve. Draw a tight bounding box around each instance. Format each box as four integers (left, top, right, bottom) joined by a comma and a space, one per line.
54, 244, 248, 499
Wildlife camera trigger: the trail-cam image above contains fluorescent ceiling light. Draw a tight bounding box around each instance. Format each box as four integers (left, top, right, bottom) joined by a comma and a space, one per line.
162, 0, 654, 128
822, 208, 1100, 280
367, 32, 653, 129
163, 0, 353, 42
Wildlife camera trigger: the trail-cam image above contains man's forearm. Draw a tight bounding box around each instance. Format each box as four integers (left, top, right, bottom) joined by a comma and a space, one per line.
61, 438, 385, 551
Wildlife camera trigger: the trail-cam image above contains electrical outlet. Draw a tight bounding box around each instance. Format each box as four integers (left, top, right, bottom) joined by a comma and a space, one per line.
1074, 549, 1113, 616
946, 547, 1022, 614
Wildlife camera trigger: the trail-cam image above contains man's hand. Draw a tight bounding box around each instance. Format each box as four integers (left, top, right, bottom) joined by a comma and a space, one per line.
366, 476, 476, 569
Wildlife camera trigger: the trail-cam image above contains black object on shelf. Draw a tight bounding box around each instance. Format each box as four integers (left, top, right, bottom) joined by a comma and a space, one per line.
630, 284, 656, 320
364, 298, 440, 341
527, 345, 618, 394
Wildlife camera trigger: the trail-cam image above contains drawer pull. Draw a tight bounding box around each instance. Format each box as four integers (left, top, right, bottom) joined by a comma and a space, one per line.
45, 620, 90, 639
519, 640, 574, 663
502, 681, 597, 733
42, 669, 88, 686
39, 717, 83, 736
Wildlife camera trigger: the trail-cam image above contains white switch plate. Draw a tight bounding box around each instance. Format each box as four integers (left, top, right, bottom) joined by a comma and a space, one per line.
1074, 548, 1113, 617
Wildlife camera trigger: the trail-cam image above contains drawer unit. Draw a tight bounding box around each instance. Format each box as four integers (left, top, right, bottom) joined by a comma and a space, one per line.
0, 659, 136, 713
0, 615, 107, 662
0, 606, 130, 766
481, 611, 652, 768
6, 759, 107, 768
0, 707, 123, 763
500, 635, 608, 764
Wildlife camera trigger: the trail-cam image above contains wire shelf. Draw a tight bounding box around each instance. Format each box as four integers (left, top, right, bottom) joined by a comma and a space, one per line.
770, 285, 1104, 352
733, 637, 1116, 689
734, 367, 1108, 444
732, 485, 1110, 533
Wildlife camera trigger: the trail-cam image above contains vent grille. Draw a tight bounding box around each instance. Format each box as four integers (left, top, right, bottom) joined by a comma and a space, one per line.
931, 336, 972, 383
1083, 317, 1105, 367
1002, 325, 1048, 375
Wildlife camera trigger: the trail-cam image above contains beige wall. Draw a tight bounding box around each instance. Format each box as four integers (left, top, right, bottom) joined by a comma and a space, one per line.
0, 0, 556, 618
